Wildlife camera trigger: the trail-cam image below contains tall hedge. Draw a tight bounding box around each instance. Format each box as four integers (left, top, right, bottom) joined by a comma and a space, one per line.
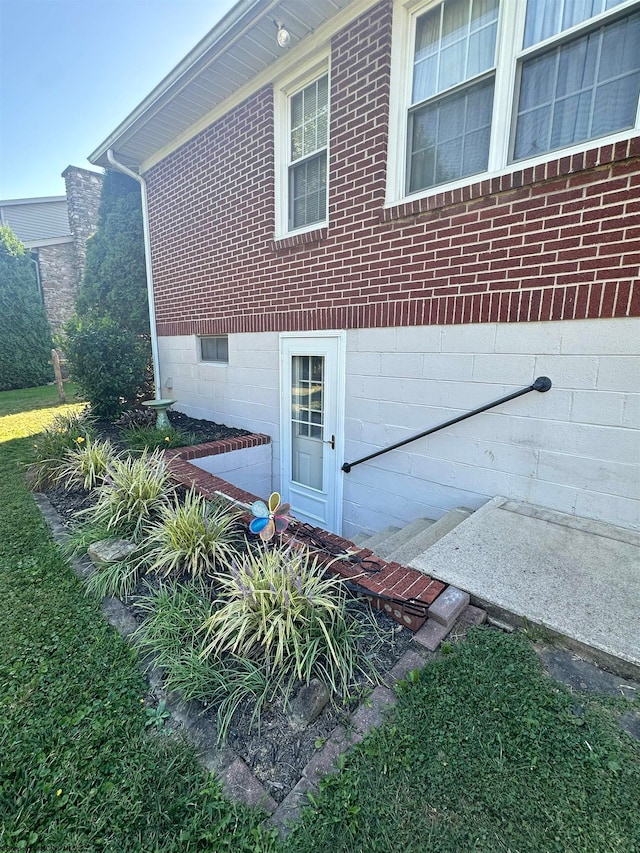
64, 169, 152, 416
0, 225, 53, 391
76, 170, 149, 336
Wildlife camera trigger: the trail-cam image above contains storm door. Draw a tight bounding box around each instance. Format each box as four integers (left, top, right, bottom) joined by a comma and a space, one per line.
280, 333, 345, 533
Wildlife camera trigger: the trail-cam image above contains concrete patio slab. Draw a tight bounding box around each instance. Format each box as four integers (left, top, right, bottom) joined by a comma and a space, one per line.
409, 497, 640, 678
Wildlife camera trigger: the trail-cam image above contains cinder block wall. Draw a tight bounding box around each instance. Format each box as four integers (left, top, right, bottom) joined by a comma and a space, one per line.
341, 318, 638, 537
159, 318, 638, 536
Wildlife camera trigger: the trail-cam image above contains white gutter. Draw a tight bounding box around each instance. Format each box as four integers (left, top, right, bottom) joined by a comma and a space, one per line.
106, 149, 161, 400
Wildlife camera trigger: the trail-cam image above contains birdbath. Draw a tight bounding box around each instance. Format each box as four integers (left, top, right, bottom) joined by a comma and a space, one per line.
141, 398, 176, 431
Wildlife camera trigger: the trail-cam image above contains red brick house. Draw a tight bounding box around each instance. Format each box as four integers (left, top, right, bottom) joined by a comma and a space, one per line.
90, 0, 639, 539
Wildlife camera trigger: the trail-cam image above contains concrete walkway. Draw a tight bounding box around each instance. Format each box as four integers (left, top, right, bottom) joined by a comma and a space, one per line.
409, 497, 640, 679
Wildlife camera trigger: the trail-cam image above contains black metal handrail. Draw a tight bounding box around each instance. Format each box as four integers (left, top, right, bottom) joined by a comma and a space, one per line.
342, 376, 552, 474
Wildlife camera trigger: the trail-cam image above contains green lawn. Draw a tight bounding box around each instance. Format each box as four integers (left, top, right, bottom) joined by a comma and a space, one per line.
0, 385, 277, 853
2, 385, 639, 853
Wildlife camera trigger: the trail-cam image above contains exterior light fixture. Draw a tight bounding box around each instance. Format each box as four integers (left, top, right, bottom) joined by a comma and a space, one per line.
275, 21, 291, 48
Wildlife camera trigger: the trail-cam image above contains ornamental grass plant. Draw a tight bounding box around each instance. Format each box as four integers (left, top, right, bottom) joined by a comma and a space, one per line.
83, 447, 174, 540
134, 579, 214, 668
134, 579, 285, 741
144, 490, 242, 579
56, 436, 119, 491
121, 424, 196, 452
29, 409, 94, 489
201, 545, 382, 702
85, 553, 144, 600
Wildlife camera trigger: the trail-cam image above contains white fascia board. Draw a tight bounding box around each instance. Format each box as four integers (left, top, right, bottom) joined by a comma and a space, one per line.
89, 0, 274, 167
24, 236, 74, 249
0, 196, 67, 206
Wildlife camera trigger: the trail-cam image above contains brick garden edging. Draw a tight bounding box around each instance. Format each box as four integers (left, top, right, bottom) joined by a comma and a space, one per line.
166, 435, 447, 632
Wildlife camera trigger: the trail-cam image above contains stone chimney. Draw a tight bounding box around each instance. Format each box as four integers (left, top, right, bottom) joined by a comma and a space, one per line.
62, 165, 103, 290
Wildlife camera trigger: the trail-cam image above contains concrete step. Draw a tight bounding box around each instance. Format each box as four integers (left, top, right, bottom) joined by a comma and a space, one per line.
386, 508, 472, 566
371, 517, 435, 560
409, 496, 640, 680
356, 525, 401, 551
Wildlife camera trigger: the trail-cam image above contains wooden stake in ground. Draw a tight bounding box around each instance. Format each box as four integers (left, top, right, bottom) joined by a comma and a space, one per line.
51, 349, 65, 403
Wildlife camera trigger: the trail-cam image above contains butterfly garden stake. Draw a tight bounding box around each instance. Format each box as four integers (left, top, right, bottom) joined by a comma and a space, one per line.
249, 492, 292, 542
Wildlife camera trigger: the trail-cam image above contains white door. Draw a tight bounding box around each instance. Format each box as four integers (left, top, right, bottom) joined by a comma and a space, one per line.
280, 333, 345, 534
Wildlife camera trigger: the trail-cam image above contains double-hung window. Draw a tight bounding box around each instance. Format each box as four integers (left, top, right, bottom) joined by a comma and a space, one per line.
276, 66, 329, 236
390, 0, 640, 201
514, 0, 640, 160
408, 0, 499, 192
289, 75, 329, 230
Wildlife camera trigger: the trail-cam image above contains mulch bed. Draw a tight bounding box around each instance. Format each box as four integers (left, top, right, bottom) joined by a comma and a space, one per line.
95, 411, 250, 453
42, 412, 414, 804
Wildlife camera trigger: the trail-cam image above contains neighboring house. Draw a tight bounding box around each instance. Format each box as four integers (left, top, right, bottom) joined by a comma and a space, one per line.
90, 0, 639, 538
0, 166, 102, 335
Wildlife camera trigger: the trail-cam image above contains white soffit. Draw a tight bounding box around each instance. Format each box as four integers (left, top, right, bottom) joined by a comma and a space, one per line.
90, 0, 359, 171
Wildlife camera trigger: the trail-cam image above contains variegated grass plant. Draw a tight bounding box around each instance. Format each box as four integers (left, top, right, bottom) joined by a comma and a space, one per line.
56, 437, 119, 491
133, 579, 284, 741
201, 544, 380, 702
29, 409, 94, 489
81, 447, 174, 540
144, 490, 242, 579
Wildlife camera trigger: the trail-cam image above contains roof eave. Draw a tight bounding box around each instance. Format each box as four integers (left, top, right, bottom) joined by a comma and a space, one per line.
89, 0, 272, 169
0, 195, 67, 206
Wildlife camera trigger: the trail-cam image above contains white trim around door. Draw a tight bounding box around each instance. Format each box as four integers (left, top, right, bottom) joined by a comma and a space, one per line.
279, 331, 346, 534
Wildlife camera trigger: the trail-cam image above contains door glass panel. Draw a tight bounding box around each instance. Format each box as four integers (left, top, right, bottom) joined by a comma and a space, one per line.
291, 355, 324, 490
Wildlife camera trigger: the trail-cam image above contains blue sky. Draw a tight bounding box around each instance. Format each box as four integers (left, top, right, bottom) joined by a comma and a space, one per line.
0, 0, 237, 200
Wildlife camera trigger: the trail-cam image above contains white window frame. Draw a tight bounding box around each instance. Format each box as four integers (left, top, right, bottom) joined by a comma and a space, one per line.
274, 54, 330, 239
386, 0, 640, 207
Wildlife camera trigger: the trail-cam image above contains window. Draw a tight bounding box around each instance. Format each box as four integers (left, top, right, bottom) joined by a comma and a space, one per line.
391, 0, 640, 200
289, 75, 329, 230
514, 1, 640, 160
199, 336, 228, 363
408, 0, 499, 192
276, 65, 329, 236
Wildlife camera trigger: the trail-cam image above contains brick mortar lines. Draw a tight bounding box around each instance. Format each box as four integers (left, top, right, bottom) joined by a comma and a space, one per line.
32, 489, 444, 834
165, 438, 446, 632
144, 0, 640, 338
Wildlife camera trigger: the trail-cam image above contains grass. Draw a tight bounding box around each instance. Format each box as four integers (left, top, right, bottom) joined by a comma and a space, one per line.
283, 629, 640, 853
0, 385, 277, 852
2, 383, 639, 853
0, 382, 83, 441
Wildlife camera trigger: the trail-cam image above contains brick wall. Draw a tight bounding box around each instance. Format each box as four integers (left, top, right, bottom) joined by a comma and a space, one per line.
145, 0, 639, 339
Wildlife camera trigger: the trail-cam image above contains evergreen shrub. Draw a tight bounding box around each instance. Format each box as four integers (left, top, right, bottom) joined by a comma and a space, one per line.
76, 170, 149, 336
63, 315, 150, 419
0, 225, 53, 390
